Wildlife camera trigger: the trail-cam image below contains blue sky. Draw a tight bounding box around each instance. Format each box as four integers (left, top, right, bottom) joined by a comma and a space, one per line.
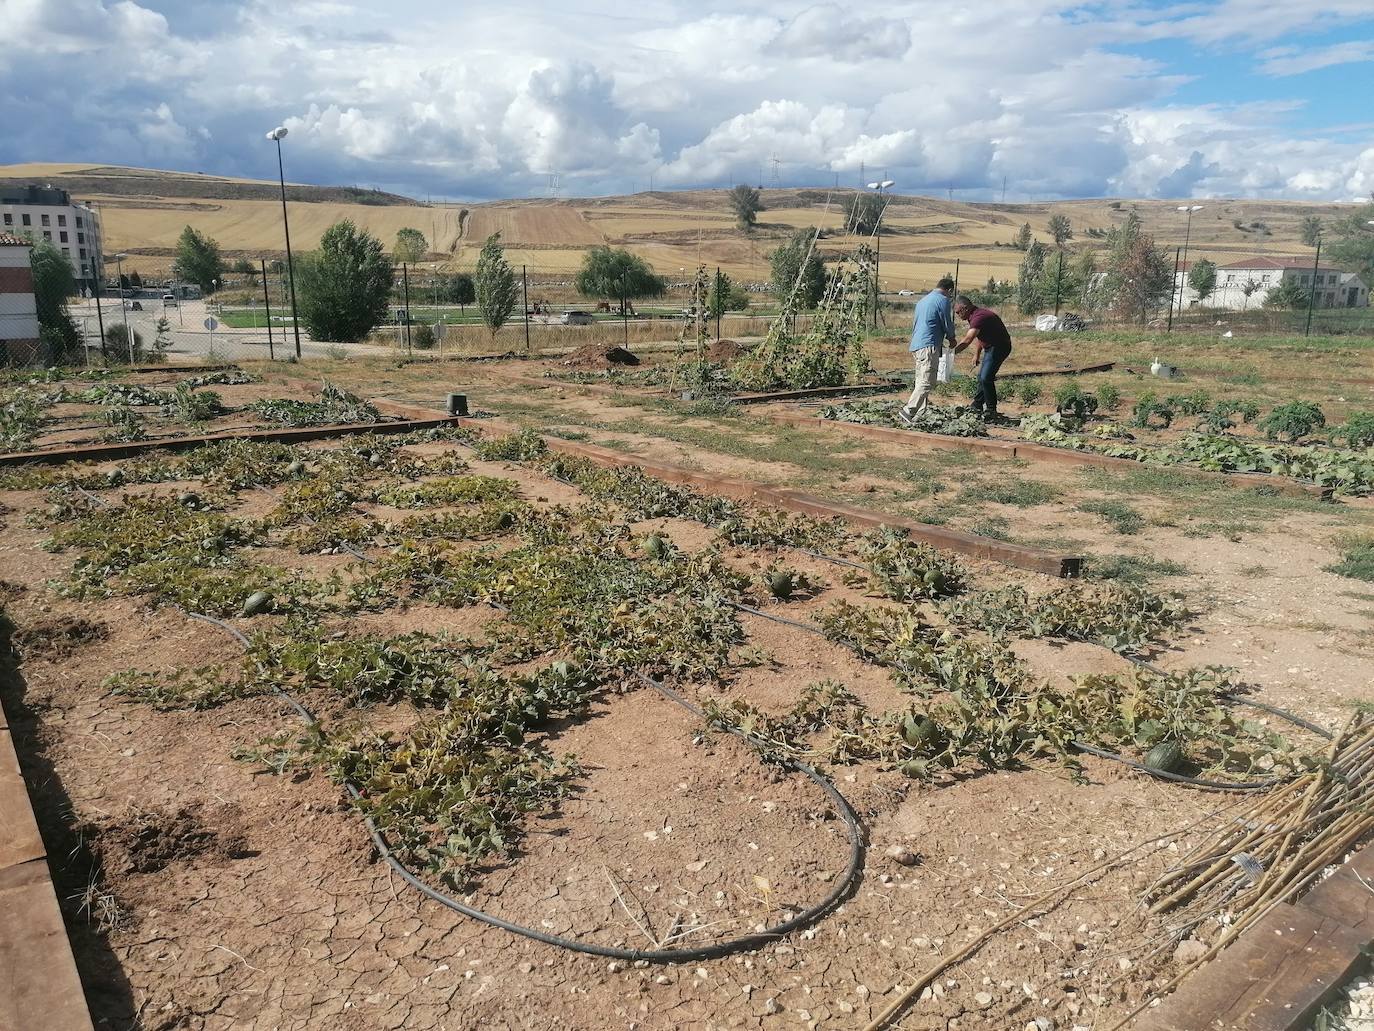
2, 0, 1372, 202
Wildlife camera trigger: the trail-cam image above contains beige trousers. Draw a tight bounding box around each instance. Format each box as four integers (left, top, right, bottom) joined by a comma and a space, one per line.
904, 347, 940, 415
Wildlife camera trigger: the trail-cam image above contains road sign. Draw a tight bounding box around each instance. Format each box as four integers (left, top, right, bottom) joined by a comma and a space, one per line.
203, 317, 219, 331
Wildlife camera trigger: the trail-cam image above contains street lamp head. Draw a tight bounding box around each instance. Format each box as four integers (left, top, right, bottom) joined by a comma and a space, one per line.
266, 126, 288, 141
866, 182, 882, 190
879, 180, 895, 189
1177, 204, 1203, 213
113, 252, 127, 260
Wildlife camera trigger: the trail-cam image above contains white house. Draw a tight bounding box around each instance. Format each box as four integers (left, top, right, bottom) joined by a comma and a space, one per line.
0, 185, 104, 293
1174, 256, 1369, 310
0, 233, 41, 366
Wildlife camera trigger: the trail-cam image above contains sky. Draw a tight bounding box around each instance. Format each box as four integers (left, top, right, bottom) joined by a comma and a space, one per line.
2, 0, 1373, 203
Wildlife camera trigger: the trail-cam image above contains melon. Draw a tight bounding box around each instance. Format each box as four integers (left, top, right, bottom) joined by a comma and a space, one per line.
766, 571, 795, 600
241, 591, 274, 617
1144, 740, 1184, 773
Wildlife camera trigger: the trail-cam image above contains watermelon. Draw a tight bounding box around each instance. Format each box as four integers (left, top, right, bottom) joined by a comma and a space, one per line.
901, 713, 941, 750
1145, 740, 1184, 773
642, 534, 667, 559
241, 591, 274, 617
766, 571, 795, 600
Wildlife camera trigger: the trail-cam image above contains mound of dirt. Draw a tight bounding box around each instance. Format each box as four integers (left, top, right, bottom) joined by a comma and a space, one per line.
13, 614, 107, 660
561, 344, 640, 370
96, 803, 251, 875
707, 338, 745, 363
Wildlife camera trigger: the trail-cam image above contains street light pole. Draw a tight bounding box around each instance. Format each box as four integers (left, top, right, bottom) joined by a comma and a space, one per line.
267, 127, 303, 359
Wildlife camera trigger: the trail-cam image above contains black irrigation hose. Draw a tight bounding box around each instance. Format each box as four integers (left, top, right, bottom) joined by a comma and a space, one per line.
1067, 741, 1285, 792
96, 477, 869, 963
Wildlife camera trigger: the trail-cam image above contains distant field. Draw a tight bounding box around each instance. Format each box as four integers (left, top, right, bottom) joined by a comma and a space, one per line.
2, 162, 1361, 291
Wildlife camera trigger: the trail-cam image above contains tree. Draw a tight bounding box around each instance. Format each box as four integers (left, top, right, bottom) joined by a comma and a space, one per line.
474, 233, 518, 338
1240, 277, 1262, 310
1017, 241, 1050, 314
29, 240, 82, 363
171, 226, 225, 294
1047, 214, 1073, 247
440, 273, 476, 312
153, 315, 172, 357
129, 270, 143, 289
268, 259, 286, 274
1264, 278, 1310, 311
769, 229, 826, 309
1326, 202, 1374, 287
1014, 223, 1033, 251
394, 227, 427, 263
574, 246, 666, 314
1187, 259, 1217, 304
728, 185, 763, 232
845, 193, 885, 236
1102, 212, 1173, 323
1300, 215, 1324, 248
102, 323, 145, 364
295, 219, 395, 343
707, 270, 750, 317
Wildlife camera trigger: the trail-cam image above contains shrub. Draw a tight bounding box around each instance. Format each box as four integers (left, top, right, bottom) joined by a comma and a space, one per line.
1258, 401, 1325, 442
1167, 390, 1212, 416
102, 324, 146, 364
1329, 412, 1374, 449
1017, 381, 1042, 406
1130, 391, 1173, 429
1096, 384, 1120, 410
412, 323, 436, 350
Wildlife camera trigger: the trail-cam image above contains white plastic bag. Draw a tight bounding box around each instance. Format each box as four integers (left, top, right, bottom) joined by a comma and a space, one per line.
937, 350, 954, 384
1035, 314, 1061, 332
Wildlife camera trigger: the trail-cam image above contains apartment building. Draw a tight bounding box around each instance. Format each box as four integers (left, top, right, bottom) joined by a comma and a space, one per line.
0, 233, 41, 366
1173, 255, 1369, 310
0, 185, 104, 293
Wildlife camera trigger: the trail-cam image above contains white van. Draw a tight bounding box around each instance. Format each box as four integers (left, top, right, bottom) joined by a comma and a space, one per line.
162, 294, 179, 307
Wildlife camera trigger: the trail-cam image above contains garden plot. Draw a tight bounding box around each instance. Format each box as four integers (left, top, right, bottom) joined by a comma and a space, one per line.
0, 366, 398, 456
1, 412, 1359, 1030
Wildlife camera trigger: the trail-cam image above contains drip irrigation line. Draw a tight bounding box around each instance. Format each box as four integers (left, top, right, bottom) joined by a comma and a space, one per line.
72, 475, 868, 963
1067, 742, 1285, 792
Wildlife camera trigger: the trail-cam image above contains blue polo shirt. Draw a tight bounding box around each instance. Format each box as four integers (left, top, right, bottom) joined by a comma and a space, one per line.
911, 289, 954, 352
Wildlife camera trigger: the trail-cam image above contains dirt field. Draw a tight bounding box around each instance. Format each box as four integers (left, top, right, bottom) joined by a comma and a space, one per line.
3, 324, 1372, 1029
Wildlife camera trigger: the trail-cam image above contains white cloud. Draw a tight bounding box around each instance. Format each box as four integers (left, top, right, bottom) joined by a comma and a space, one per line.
3, 0, 1374, 203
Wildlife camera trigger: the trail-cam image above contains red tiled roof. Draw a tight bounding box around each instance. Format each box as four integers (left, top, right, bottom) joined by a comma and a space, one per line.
0, 233, 33, 247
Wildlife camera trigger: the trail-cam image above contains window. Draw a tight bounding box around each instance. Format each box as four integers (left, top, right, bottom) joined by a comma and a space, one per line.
40, 213, 49, 226
77, 232, 84, 244
79, 248, 87, 259
1, 213, 9, 225
21, 213, 30, 226
61, 247, 70, 256
75, 216, 83, 228
59, 231, 67, 243
57, 214, 66, 227
42, 230, 51, 240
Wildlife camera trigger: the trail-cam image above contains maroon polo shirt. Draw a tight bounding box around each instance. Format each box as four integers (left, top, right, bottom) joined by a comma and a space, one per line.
968, 307, 1012, 351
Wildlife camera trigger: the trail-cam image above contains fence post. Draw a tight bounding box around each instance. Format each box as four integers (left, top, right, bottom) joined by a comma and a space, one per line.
402, 262, 413, 356
1167, 247, 1181, 332
1053, 251, 1064, 315
1304, 237, 1321, 338
260, 258, 275, 361
522, 264, 531, 354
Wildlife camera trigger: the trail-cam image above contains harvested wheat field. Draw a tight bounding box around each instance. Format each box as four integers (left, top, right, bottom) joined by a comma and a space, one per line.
2, 327, 1373, 1031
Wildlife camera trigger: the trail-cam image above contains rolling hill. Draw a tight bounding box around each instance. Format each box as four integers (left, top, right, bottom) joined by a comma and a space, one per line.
1, 163, 1358, 289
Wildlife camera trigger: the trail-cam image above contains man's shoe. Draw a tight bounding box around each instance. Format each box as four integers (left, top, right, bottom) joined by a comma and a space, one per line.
897, 407, 917, 427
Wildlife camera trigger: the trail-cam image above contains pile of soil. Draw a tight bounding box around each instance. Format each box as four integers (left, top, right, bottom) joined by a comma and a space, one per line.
93, 802, 251, 875
561, 344, 640, 370
706, 338, 745, 363
13, 614, 107, 660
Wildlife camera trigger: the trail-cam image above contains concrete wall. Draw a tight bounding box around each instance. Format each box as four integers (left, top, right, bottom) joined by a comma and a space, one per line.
0, 244, 41, 366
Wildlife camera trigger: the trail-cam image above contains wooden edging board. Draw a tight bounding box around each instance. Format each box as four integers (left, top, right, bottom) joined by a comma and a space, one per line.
0, 689, 94, 1030
759, 407, 1331, 500
0, 416, 460, 467
397, 403, 1081, 577
1132, 846, 1374, 1030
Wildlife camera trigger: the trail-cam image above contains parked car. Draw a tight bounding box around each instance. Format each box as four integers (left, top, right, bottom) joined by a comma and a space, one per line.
897, 289, 916, 297
162, 294, 178, 307
125, 300, 143, 311
561, 310, 594, 326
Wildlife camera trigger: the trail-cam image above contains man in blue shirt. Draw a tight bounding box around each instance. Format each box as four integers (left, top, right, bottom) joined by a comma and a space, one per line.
900, 277, 957, 425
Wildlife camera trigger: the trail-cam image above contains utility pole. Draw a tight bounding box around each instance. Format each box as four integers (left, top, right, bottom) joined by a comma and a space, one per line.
1053, 251, 1065, 315
1167, 246, 1181, 332
715, 266, 723, 341
1304, 237, 1322, 338
260, 258, 275, 361
1001, 176, 1007, 204
90, 263, 106, 355
401, 262, 412, 355
621, 271, 629, 347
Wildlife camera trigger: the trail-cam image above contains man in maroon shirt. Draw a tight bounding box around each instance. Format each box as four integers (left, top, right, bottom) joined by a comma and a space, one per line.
952, 296, 1013, 421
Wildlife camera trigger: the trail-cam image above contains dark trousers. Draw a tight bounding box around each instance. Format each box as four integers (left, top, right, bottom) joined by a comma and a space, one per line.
972, 345, 1012, 414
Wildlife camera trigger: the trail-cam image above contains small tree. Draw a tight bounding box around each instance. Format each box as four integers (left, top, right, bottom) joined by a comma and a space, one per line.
574, 247, 666, 314
728, 185, 763, 232
1048, 214, 1073, 247
769, 229, 826, 309
129, 270, 143, 289
1102, 212, 1173, 323
1017, 241, 1049, 314
708, 270, 749, 315
29, 239, 82, 363
474, 233, 518, 338
153, 316, 172, 357
441, 273, 476, 313
1014, 223, 1033, 251
1326, 202, 1374, 286
1263, 279, 1309, 311
1240, 277, 1262, 310
394, 227, 427, 263
1299, 215, 1323, 248
296, 220, 395, 342
102, 323, 145, 364
172, 226, 226, 294
845, 193, 885, 236
1187, 259, 1217, 305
